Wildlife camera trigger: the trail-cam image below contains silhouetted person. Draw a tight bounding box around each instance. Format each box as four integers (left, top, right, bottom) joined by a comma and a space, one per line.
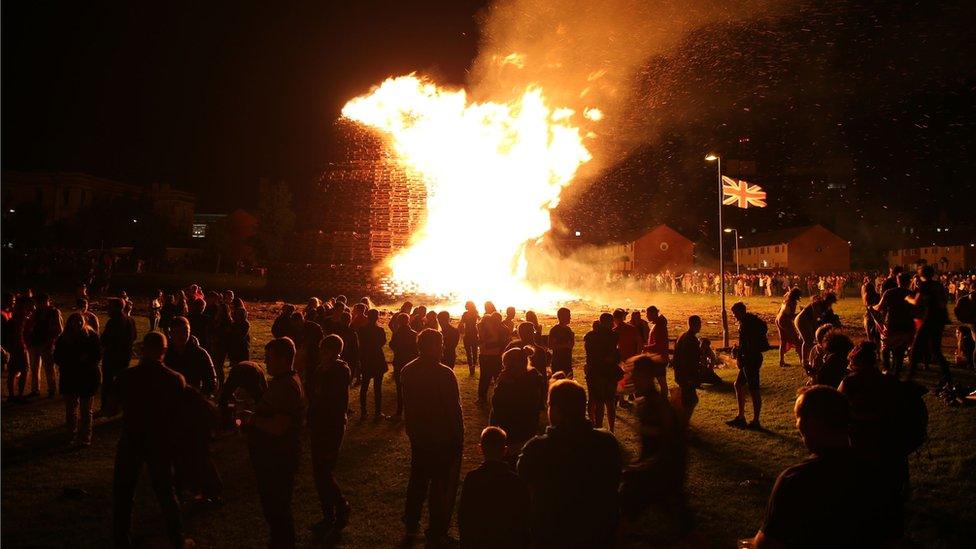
111, 332, 188, 548
672, 315, 702, 424
209, 301, 233, 387
795, 293, 838, 369
272, 304, 296, 339
907, 265, 952, 384
505, 322, 551, 380
548, 307, 575, 378
226, 307, 251, 366
861, 277, 882, 348
643, 306, 670, 396
218, 360, 267, 429
438, 311, 460, 369
53, 312, 102, 446
518, 379, 623, 548
186, 298, 209, 349
357, 309, 387, 419
477, 313, 505, 405
776, 288, 802, 367
100, 298, 137, 415
881, 265, 903, 293
390, 312, 418, 420
584, 314, 620, 431
175, 384, 222, 503
165, 316, 217, 396
873, 272, 914, 375
242, 337, 306, 549
307, 334, 352, 540
727, 302, 769, 430
149, 290, 163, 333
490, 347, 545, 464
28, 293, 63, 396
76, 297, 100, 332
619, 357, 694, 541
400, 329, 464, 546
458, 426, 530, 548
459, 301, 480, 375
336, 311, 361, 382
5, 297, 32, 400
753, 386, 903, 547
813, 332, 855, 388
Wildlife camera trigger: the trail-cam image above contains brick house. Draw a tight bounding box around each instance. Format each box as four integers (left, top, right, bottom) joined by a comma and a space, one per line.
740, 224, 850, 272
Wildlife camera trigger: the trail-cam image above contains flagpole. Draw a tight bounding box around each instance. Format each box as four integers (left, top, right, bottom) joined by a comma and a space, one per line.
707, 153, 729, 348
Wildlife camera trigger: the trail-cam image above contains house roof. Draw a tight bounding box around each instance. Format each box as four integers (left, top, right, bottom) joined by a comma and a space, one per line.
741, 225, 842, 248
633, 224, 693, 244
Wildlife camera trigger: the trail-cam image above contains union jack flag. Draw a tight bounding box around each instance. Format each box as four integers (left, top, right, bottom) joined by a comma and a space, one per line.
722, 175, 767, 208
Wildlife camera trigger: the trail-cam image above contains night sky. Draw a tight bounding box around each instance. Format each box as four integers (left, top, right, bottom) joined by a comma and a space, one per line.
3, 0, 975, 250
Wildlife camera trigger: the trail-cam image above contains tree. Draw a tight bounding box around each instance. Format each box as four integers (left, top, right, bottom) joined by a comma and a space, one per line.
255, 180, 295, 263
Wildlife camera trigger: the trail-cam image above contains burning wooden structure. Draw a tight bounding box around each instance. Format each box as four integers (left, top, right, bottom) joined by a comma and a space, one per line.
268, 119, 427, 298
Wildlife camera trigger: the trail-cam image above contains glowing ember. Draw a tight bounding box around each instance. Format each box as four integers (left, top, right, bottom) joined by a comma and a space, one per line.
341, 74, 595, 306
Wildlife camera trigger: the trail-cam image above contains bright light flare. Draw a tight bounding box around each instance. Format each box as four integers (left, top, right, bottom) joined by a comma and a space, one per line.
341, 74, 594, 306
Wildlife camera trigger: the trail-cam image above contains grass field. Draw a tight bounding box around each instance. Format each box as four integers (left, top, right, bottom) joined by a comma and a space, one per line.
2, 293, 975, 548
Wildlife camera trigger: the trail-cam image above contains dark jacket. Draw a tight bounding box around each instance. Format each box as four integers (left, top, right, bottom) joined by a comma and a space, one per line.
390, 326, 419, 369
226, 320, 251, 363
334, 324, 360, 372
357, 324, 388, 376
583, 326, 619, 379
165, 336, 218, 395
489, 370, 543, 448
737, 312, 769, 358
458, 460, 530, 548
307, 359, 351, 434
518, 423, 623, 548
672, 331, 700, 387
101, 314, 137, 366
186, 311, 210, 348
400, 357, 463, 451
441, 324, 460, 365
114, 360, 186, 450
54, 328, 102, 397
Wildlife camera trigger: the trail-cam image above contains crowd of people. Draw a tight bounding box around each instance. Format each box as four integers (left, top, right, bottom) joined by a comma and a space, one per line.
1, 263, 975, 548
613, 268, 976, 302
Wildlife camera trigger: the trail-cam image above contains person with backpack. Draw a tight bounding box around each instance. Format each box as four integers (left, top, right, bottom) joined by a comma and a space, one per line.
726, 302, 770, 431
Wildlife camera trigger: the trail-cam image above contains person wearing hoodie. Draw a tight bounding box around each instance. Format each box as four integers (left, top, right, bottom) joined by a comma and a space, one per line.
165, 317, 217, 396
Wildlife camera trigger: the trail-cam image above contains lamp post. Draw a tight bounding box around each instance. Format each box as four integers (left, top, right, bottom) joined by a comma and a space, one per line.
724, 227, 739, 276
706, 154, 729, 348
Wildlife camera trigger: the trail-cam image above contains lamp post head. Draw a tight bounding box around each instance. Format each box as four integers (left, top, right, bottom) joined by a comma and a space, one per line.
723, 228, 733, 233
705, 154, 719, 161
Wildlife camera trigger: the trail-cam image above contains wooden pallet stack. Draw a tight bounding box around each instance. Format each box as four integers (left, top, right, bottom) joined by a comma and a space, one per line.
269, 119, 428, 298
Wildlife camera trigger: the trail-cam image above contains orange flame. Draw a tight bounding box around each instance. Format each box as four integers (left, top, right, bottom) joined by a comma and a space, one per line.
341, 74, 595, 306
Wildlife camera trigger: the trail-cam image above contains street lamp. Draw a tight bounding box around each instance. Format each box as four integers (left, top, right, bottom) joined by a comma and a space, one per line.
724, 227, 739, 276
706, 153, 729, 348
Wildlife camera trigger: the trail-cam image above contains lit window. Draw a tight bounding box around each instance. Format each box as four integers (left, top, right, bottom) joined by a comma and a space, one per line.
191, 223, 208, 239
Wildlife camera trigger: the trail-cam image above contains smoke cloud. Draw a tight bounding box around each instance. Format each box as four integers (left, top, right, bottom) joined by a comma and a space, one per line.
468, 0, 788, 173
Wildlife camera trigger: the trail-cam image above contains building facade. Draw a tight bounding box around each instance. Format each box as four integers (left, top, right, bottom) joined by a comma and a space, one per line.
739, 224, 850, 272
886, 243, 976, 271
604, 224, 695, 274
2, 171, 195, 235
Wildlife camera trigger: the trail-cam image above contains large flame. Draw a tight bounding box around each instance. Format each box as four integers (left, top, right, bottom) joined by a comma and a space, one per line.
341, 74, 595, 306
